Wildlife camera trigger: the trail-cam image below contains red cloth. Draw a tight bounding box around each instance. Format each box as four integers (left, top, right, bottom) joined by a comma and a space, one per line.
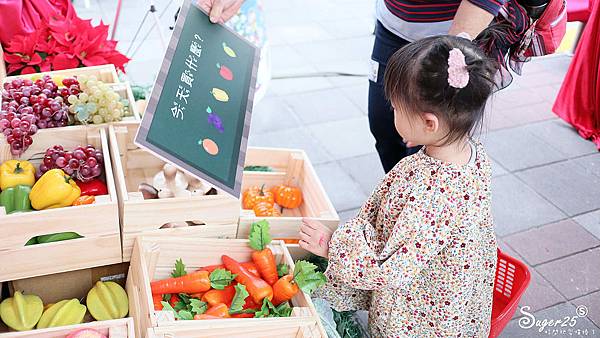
553, 0, 600, 149
0, 0, 75, 46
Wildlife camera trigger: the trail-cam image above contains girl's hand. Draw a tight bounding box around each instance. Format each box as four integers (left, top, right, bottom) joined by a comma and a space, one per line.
299, 218, 333, 258
197, 0, 244, 24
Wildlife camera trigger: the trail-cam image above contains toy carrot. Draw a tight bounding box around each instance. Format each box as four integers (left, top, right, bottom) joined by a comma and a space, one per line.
153, 294, 163, 310
194, 303, 230, 319
202, 284, 236, 307
222, 255, 273, 304
198, 262, 259, 277
248, 220, 278, 285
272, 275, 298, 306
151, 271, 211, 294
272, 261, 327, 306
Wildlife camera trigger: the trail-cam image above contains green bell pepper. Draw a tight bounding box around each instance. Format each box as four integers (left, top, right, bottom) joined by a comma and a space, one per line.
0, 185, 32, 214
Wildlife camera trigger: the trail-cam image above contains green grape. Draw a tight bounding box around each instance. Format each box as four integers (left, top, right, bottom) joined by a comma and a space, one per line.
67, 95, 79, 105
69, 105, 76, 113
79, 92, 89, 103
86, 102, 98, 114
98, 107, 108, 117
92, 114, 104, 124
112, 109, 122, 119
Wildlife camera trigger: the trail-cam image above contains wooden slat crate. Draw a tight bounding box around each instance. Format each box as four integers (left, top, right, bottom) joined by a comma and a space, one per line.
108, 122, 239, 262
1, 67, 140, 128
0, 265, 134, 337
127, 236, 326, 338
0, 128, 121, 281
2, 65, 120, 85
237, 147, 339, 240
0, 317, 134, 338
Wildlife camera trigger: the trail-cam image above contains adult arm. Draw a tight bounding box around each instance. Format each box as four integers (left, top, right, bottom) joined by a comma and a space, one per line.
448, 0, 507, 37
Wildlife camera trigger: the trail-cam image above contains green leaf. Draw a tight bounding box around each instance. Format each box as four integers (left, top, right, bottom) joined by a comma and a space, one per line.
173, 299, 187, 311
273, 302, 292, 317
171, 258, 187, 278
178, 310, 193, 320
244, 166, 273, 172
294, 260, 327, 294
162, 294, 171, 302
248, 220, 272, 250
209, 268, 237, 290
161, 301, 186, 320
254, 298, 271, 318
277, 263, 289, 277
229, 284, 250, 314
190, 299, 207, 316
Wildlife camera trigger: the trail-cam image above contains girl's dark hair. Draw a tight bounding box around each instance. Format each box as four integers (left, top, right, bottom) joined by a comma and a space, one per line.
384, 35, 498, 145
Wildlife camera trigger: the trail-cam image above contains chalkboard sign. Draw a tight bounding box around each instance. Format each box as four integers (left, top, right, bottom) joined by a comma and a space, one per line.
135, 0, 259, 198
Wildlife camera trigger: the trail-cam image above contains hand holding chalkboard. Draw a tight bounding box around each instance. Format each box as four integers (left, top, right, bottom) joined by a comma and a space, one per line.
135, 0, 259, 198
196, 0, 245, 24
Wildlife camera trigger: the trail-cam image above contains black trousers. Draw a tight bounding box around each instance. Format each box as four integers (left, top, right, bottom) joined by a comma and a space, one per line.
368, 21, 421, 173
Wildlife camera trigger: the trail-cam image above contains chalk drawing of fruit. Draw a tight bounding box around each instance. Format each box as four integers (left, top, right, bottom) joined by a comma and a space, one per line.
206, 107, 224, 133
222, 42, 236, 58
217, 63, 233, 81
210, 88, 229, 102
199, 138, 219, 156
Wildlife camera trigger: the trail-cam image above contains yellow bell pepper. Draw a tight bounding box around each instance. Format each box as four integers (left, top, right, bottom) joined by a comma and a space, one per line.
30, 169, 81, 210
0, 160, 36, 190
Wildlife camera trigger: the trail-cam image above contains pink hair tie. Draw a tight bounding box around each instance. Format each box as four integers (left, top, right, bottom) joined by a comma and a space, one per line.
447, 48, 469, 89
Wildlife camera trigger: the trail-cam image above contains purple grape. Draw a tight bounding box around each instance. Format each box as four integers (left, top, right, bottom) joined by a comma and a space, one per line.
56, 157, 67, 168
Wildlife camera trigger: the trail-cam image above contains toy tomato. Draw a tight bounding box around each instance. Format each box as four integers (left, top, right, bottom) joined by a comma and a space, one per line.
273, 184, 303, 209
242, 185, 274, 210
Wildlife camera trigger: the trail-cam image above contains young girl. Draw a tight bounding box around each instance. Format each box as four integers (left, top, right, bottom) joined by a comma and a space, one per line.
299, 35, 498, 337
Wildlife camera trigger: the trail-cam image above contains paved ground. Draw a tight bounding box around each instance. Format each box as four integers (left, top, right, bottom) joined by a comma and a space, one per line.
76, 0, 600, 336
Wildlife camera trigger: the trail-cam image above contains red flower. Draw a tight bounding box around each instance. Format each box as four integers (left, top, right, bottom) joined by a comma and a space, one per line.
3, 14, 129, 75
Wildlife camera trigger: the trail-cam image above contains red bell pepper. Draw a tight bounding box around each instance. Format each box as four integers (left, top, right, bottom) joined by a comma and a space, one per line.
76, 179, 108, 196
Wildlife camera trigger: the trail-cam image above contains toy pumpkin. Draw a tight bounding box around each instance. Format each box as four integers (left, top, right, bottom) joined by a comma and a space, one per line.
253, 201, 281, 217
242, 185, 274, 210
272, 184, 303, 209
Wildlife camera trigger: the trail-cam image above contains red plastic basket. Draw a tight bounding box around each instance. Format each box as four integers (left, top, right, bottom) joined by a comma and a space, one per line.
489, 248, 531, 338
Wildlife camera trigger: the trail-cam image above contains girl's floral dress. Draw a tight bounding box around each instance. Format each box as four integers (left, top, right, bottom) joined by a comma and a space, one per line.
317, 141, 497, 337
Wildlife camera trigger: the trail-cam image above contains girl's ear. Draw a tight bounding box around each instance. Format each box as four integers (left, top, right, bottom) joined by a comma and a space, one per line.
422, 112, 439, 133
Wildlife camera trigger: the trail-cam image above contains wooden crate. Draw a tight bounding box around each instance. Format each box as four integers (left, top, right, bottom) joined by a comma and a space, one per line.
127, 236, 326, 338
0, 264, 134, 337
2, 64, 120, 85
108, 122, 239, 262
237, 147, 339, 239
0, 318, 134, 338
0, 128, 121, 282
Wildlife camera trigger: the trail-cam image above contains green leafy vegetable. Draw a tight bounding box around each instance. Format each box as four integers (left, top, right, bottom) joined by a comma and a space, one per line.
294, 260, 327, 294
244, 166, 273, 172
178, 310, 193, 320
160, 301, 192, 320
333, 310, 363, 338
248, 220, 272, 251
209, 268, 237, 290
307, 254, 329, 273
171, 258, 187, 278
277, 263, 289, 277
229, 284, 250, 314
254, 298, 292, 318
173, 299, 187, 311
190, 299, 207, 316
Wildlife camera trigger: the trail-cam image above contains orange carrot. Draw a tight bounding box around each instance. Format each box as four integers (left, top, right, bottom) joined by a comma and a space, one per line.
274, 238, 300, 244
151, 270, 211, 294
252, 248, 279, 285
222, 255, 273, 304
205, 303, 230, 318
272, 275, 299, 306
197, 262, 259, 277
231, 313, 255, 318
152, 294, 163, 310
202, 284, 236, 307
193, 314, 222, 320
